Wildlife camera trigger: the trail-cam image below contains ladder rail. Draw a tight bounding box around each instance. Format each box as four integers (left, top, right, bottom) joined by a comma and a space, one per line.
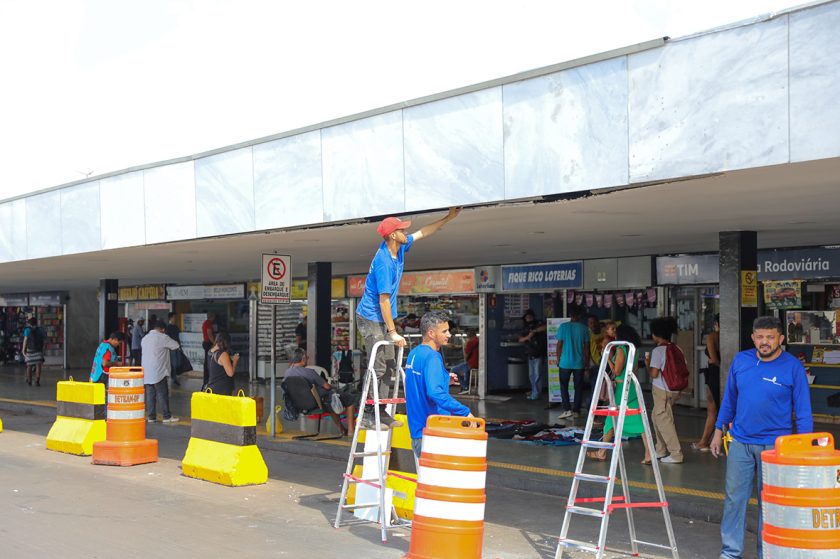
334, 340, 405, 543
556, 341, 679, 559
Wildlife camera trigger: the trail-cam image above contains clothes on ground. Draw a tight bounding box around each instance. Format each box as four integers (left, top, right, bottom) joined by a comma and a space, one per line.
90, 340, 114, 382
206, 350, 235, 395
404, 344, 470, 439
556, 321, 589, 369
356, 235, 414, 322
649, 344, 676, 392
141, 330, 180, 385
715, 349, 813, 445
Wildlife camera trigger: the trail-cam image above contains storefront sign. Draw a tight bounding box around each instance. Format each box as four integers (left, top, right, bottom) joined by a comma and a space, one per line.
29, 292, 64, 306
347, 270, 475, 297
741, 271, 758, 308
118, 284, 166, 302
501, 261, 583, 291
260, 254, 291, 305
166, 284, 246, 301
656, 255, 719, 285
288, 278, 346, 300
474, 266, 500, 293
758, 248, 840, 280
546, 318, 571, 403
0, 293, 29, 306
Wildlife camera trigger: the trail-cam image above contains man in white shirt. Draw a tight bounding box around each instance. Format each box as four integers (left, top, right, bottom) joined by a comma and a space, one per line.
141, 321, 180, 424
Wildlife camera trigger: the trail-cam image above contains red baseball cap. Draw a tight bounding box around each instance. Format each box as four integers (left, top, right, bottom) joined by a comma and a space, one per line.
377, 216, 412, 238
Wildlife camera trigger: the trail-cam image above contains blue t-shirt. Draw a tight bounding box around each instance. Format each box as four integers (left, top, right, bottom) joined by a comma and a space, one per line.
404, 344, 471, 439
716, 349, 813, 445
556, 321, 590, 369
356, 235, 414, 322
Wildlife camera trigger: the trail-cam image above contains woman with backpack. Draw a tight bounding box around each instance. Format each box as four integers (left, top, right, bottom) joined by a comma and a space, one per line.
644, 317, 687, 464
22, 317, 45, 386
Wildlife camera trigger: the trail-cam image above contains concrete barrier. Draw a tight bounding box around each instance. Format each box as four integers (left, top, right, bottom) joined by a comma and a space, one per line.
46, 378, 106, 455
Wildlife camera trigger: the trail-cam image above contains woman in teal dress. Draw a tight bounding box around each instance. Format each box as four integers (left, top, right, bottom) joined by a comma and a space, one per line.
587, 338, 652, 464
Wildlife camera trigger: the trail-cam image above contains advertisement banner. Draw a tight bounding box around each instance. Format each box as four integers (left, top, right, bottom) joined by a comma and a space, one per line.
763, 280, 802, 309
656, 254, 719, 285
758, 248, 840, 280
347, 270, 475, 297
118, 285, 166, 302
166, 284, 246, 301
501, 261, 583, 291
474, 266, 500, 293
546, 318, 571, 403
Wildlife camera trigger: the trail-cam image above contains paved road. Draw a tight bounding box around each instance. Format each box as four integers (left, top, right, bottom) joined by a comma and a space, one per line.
0, 407, 756, 558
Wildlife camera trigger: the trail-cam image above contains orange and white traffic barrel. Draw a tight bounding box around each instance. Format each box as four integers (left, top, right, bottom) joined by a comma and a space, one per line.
762, 432, 840, 558
92, 367, 158, 466
404, 415, 487, 559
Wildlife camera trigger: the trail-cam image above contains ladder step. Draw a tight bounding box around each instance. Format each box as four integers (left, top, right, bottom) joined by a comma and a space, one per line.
365, 398, 405, 405
353, 451, 392, 458
632, 539, 674, 550
556, 538, 599, 553
574, 496, 625, 504
343, 474, 382, 488
593, 407, 641, 416
582, 440, 615, 449
341, 502, 382, 509
565, 505, 605, 518
608, 501, 668, 512
574, 472, 610, 483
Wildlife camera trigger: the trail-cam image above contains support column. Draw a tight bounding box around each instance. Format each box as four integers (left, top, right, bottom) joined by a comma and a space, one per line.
307, 262, 332, 371
98, 279, 119, 342
719, 232, 758, 386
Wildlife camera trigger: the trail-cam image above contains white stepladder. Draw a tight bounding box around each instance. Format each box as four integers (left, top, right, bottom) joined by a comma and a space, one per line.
555, 341, 679, 559
334, 340, 412, 542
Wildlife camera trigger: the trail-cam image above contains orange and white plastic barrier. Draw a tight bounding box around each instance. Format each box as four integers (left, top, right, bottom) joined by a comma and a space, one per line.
761, 432, 840, 558
92, 367, 158, 466
404, 415, 487, 559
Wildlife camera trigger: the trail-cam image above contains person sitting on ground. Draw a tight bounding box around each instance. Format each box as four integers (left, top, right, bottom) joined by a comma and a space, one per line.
22, 317, 46, 387
285, 348, 358, 435
449, 329, 479, 394
90, 331, 126, 387
206, 332, 240, 396
587, 327, 652, 464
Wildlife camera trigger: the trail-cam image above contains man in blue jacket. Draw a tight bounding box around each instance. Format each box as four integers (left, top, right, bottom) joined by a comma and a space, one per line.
711, 316, 812, 559
404, 311, 473, 459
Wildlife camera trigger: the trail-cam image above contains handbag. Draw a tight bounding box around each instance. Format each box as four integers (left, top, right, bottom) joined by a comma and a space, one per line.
176, 349, 193, 374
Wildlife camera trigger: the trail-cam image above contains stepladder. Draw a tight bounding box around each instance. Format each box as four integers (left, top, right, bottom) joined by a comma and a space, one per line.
334, 340, 412, 542
555, 341, 680, 559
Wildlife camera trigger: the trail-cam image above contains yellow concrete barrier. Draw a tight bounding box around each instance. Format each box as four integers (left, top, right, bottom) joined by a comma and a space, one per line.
181, 390, 268, 486
46, 379, 106, 455
355, 413, 417, 519
0, 416, 3, 432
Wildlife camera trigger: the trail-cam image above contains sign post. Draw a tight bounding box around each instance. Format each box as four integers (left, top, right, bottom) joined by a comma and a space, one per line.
261, 254, 291, 438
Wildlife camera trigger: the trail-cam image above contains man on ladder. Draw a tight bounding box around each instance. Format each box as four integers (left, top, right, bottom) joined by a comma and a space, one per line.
354, 207, 461, 429
556, 340, 679, 559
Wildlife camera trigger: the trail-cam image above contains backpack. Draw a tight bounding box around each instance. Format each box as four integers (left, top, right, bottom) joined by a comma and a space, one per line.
661, 342, 689, 392
29, 327, 45, 353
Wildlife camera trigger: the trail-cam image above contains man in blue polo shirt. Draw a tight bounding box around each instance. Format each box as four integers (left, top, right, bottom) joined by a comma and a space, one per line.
404, 311, 473, 458
711, 316, 812, 559
356, 207, 460, 429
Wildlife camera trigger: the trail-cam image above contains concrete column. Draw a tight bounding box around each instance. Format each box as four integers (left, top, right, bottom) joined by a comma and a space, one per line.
307, 262, 332, 371
98, 279, 119, 343
66, 288, 99, 371
719, 231, 758, 387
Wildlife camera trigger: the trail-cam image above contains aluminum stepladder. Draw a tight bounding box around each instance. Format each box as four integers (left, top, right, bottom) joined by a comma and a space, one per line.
555, 341, 679, 559
334, 340, 412, 542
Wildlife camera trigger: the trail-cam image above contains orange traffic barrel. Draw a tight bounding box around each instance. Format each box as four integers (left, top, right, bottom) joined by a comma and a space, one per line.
761, 432, 840, 558
404, 415, 487, 559
92, 367, 158, 466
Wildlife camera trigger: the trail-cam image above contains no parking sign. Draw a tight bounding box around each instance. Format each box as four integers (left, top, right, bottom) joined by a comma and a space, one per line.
261, 254, 291, 304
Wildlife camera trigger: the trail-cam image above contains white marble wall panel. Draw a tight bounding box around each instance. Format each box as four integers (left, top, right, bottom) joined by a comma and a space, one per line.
143, 162, 197, 244
195, 148, 255, 237
60, 181, 101, 255
790, 3, 840, 162
25, 191, 62, 259
404, 88, 503, 211
504, 58, 629, 199
629, 16, 789, 183
253, 131, 323, 230
321, 111, 404, 221
100, 171, 146, 249
0, 199, 27, 262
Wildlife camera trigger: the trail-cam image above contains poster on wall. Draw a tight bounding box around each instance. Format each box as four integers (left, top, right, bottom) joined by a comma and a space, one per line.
829, 285, 840, 309
546, 318, 571, 404
764, 280, 802, 309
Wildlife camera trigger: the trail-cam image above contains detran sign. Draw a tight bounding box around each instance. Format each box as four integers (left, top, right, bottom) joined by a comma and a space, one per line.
501, 261, 583, 291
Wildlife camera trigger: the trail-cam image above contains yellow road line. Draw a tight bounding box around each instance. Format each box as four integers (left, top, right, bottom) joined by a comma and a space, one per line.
0, 397, 56, 408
